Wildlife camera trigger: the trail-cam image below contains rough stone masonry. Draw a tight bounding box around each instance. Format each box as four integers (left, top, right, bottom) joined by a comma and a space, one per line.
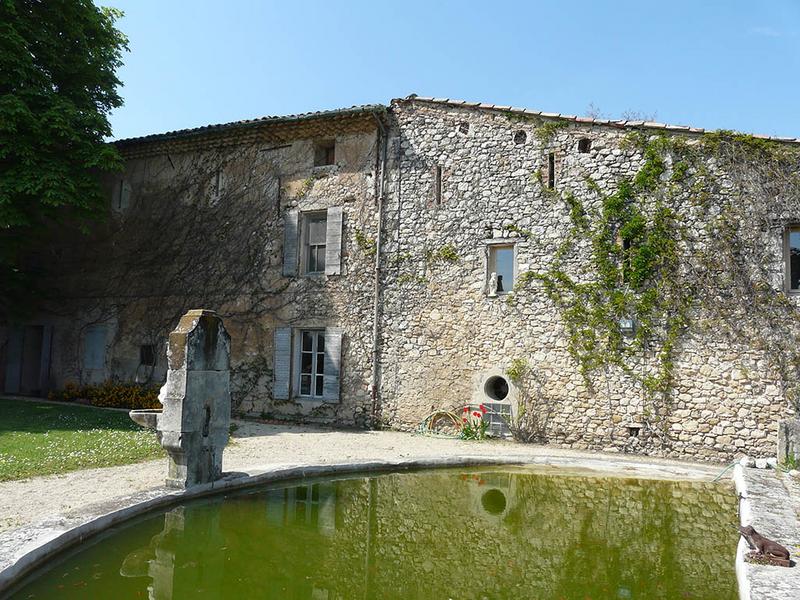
2, 95, 799, 463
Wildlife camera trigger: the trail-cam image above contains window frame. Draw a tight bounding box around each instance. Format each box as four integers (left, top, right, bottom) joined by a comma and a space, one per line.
295, 329, 326, 400
785, 225, 800, 293
301, 211, 328, 276
485, 241, 517, 296
313, 139, 336, 167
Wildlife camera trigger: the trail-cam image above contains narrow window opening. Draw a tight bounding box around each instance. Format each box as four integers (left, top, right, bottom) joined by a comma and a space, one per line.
514, 130, 527, 145
578, 138, 592, 153
433, 165, 442, 205
139, 344, 156, 366
788, 227, 800, 291
547, 153, 556, 189
314, 140, 336, 167
458, 122, 470, 135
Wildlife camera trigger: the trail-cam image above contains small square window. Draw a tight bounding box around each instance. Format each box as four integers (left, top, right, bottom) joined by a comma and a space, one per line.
488, 245, 515, 295
314, 140, 336, 167
577, 138, 592, 153
140, 344, 156, 366
787, 227, 800, 291
304, 213, 327, 274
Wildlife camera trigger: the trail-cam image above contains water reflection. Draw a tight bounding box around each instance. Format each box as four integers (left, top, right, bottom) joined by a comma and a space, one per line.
16, 469, 738, 600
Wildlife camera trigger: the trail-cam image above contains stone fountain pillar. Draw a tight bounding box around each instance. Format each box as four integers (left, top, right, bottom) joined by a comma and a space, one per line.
130, 309, 231, 489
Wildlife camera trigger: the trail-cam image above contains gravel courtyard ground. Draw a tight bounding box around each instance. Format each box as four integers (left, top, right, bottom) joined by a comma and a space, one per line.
0, 418, 725, 534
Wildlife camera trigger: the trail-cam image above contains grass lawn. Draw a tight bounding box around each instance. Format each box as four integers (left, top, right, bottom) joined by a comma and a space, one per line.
0, 397, 164, 482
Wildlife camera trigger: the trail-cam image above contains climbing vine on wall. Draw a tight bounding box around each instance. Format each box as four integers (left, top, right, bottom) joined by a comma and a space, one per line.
525, 134, 691, 427
512, 128, 800, 430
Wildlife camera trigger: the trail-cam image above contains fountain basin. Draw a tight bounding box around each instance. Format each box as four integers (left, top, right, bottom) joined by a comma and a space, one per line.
129, 408, 162, 430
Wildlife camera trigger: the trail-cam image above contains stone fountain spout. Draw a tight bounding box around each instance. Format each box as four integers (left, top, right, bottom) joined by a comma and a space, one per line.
129, 309, 232, 489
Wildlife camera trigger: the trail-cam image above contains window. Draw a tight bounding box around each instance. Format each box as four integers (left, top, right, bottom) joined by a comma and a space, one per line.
547, 152, 556, 188
210, 168, 225, 204
483, 402, 511, 437
274, 326, 343, 402
314, 140, 336, 167
299, 330, 325, 398
304, 213, 327, 274
788, 227, 800, 291
433, 165, 442, 205
577, 138, 592, 153
488, 245, 515, 294
282, 207, 343, 277
139, 344, 156, 366
514, 130, 527, 145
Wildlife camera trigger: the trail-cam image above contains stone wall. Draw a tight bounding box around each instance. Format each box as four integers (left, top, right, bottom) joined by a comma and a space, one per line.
378, 98, 793, 461
5, 97, 798, 462
19, 115, 384, 426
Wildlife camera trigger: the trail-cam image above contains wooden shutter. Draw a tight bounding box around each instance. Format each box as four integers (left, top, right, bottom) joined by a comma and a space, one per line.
325, 206, 343, 276
39, 325, 53, 395
282, 210, 299, 276
322, 327, 343, 402
273, 327, 292, 400
3, 327, 23, 394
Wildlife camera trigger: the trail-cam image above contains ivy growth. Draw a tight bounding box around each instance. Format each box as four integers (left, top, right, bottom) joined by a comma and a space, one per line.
354, 229, 376, 257
517, 134, 691, 428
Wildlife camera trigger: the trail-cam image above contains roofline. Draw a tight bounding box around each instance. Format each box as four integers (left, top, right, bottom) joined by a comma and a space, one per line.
113, 104, 388, 148
395, 95, 800, 144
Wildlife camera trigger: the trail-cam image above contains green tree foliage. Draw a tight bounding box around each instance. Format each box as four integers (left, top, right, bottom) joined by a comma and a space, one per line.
0, 0, 127, 318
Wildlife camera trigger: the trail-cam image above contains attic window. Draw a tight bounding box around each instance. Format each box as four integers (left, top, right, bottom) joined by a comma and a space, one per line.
514, 130, 527, 145
578, 138, 592, 153
314, 140, 336, 167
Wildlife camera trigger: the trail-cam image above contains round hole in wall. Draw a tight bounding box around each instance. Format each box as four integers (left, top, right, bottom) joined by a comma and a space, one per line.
513, 130, 527, 145
481, 489, 507, 515
484, 375, 509, 401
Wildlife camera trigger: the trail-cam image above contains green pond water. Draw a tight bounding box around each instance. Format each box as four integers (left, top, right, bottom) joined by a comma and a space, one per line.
9, 467, 739, 600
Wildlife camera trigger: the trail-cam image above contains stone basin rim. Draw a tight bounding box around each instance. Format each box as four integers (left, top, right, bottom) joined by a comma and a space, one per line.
0, 454, 729, 597
128, 408, 162, 430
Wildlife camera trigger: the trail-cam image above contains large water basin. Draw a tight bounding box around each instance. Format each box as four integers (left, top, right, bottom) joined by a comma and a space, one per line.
9, 466, 738, 599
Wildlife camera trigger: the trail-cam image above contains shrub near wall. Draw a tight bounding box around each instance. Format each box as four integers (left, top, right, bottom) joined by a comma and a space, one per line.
48, 382, 160, 410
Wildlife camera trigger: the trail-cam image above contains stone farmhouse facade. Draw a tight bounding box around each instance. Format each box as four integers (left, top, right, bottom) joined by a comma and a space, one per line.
2, 95, 799, 462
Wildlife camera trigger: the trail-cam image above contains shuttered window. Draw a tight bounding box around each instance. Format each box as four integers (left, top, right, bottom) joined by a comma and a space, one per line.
282, 208, 343, 277
273, 326, 342, 402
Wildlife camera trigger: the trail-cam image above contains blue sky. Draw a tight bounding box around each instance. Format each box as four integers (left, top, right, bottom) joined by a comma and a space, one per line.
105, 0, 800, 140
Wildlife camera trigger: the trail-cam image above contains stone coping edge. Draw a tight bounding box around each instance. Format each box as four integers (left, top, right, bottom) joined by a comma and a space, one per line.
734, 464, 753, 600
0, 454, 729, 596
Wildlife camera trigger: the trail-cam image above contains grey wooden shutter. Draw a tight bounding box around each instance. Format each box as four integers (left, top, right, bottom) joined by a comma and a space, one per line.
273, 327, 292, 400
322, 327, 343, 402
282, 210, 299, 277
39, 325, 53, 395
3, 327, 23, 394
325, 206, 343, 276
